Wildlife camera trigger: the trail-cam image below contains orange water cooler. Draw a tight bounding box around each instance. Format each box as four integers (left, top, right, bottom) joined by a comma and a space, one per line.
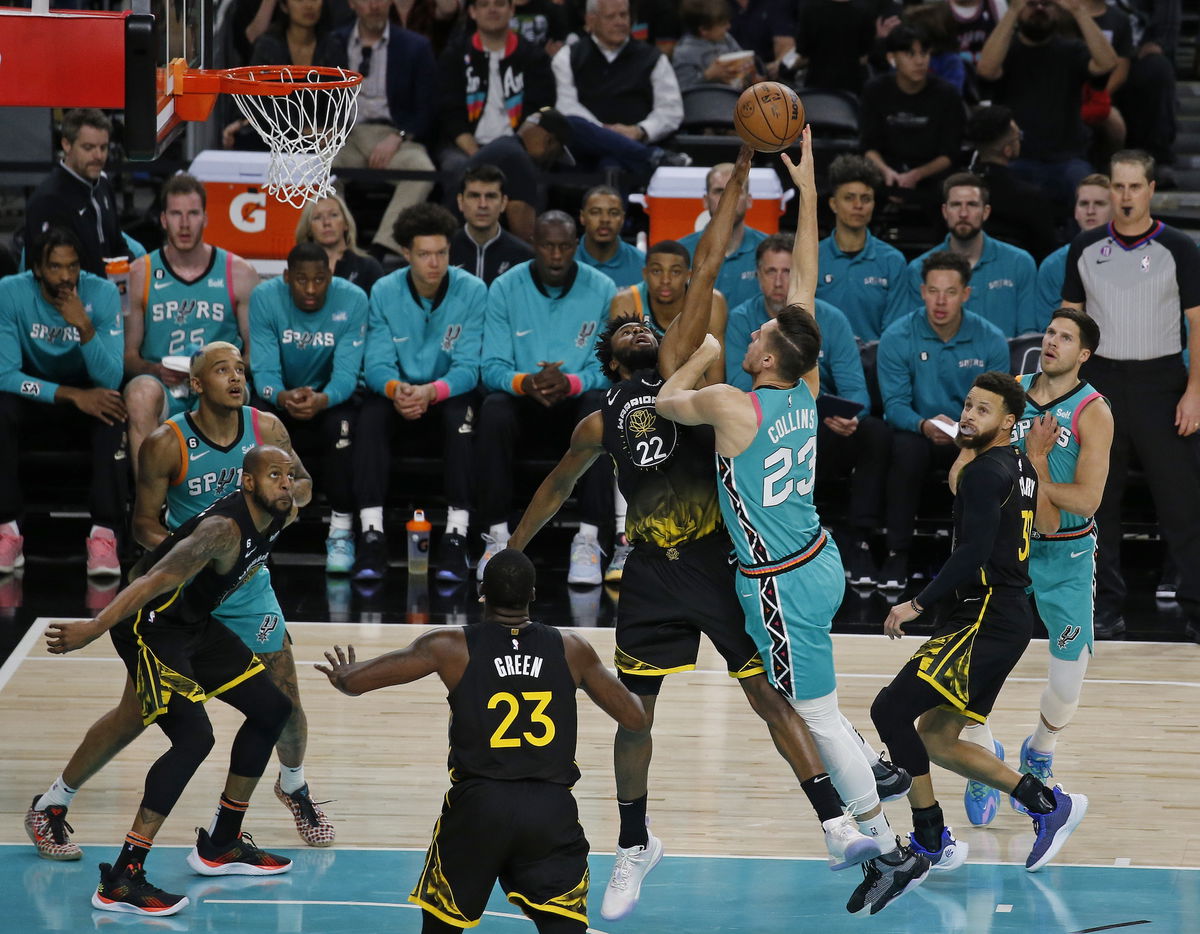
188, 150, 304, 260
629, 167, 793, 244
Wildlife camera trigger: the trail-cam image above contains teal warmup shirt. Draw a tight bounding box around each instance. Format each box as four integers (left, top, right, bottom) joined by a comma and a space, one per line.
1013, 373, 1106, 531
1035, 244, 1069, 331
137, 248, 241, 362
249, 276, 368, 408
575, 238, 645, 289
900, 234, 1039, 337
678, 226, 768, 310
816, 231, 909, 341
163, 406, 264, 527
717, 383, 823, 566
0, 270, 122, 402
724, 296, 869, 415
363, 266, 485, 400
877, 309, 1010, 433
482, 260, 615, 394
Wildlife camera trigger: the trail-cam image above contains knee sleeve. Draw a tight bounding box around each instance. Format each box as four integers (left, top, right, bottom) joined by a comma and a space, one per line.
870, 683, 931, 778
141, 709, 217, 815
1040, 653, 1088, 728
791, 691, 879, 816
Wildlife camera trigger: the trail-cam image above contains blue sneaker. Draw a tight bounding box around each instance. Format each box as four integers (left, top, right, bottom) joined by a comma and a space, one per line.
1010, 735, 1054, 814
1026, 785, 1088, 871
325, 530, 355, 575
964, 740, 1004, 826
907, 827, 969, 872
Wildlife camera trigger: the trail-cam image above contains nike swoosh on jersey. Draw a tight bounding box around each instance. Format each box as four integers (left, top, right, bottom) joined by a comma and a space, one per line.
393, 336, 410, 343
1070, 550, 1090, 558
154, 281, 171, 290
190, 451, 209, 461
109, 328, 123, 336
515, 329, 533, 337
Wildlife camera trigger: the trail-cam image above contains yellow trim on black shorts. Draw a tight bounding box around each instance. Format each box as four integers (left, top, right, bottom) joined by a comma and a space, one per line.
730, 657, 766, 680
410, 817, 478, 928
506, 865, 590, 924
614, 645, 696, 677
912, 585, 993, 724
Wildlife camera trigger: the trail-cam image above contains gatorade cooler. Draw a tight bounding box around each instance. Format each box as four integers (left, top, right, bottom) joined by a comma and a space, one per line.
629, 167, 792, 245
188, 150, 305, 260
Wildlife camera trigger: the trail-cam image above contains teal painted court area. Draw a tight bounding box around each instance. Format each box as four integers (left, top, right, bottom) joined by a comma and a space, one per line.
5, 844, 1197, 933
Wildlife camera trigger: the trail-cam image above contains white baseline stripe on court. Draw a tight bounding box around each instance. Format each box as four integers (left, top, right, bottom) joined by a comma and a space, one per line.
0, 615, 48, 693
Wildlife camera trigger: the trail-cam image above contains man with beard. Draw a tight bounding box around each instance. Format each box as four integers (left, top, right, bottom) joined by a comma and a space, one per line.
0, 227, 127, 578
976, 0, 1117, 209
506, 137, 911, 921
898, 173, 1038, 338
575, 186, 645, 289
45, 445, 302, 916
868, 371, 1090, 875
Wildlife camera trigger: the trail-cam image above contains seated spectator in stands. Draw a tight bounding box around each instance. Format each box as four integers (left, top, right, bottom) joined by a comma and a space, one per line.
552, 0, 688, 181
124, 175, 258, 475
795, 0, 874, 94
899, 172, 1038, 336
876, 250, 1009, 590
677, 162, 766, 309
902, 2, 967, 94
476, 211, 617, 585
967, 104, 1058, 260
816, 154, 908, 342
575, 186, 645, 288
435, 0, 554, 177
672, 0, 756, 93
1080, 0, 1133, 157
725, 233, 890, 585
251, 0, 340, 63
359, 204, 486, 582
1036, 172, 1111, 325
465, 108, 573, 242
728, 0, 796, 77
512, 0, 569, 56
450, 164, 535, 282
861, 26, 965, 216
296, 194, 385, 294
0, 228, 127, 578
976, 0, 1117, 208
1111, 0, 1178, 177
231, 0, 355, 64
326, 0, 438, 257
249, 242, 369, 575
24, 109, 126, 279
391, 0, 463, 54
609, 239, 728, 378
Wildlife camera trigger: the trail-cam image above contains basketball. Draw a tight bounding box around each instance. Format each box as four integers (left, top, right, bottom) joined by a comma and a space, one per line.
733, 82, 806, 153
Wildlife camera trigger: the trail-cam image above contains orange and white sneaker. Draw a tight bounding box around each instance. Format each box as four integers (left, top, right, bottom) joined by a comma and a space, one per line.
0, 530, 24, 574
86, 533, 120, 578
186, 828, 292, 876
274, 778, 336, 847
92, 862, 188, 916
25, 797, 83, 860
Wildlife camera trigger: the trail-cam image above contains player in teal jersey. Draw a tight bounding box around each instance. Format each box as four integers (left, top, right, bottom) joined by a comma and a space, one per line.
657, 130, 932, 916
977, 310, 1110, 818
123, 174, 259, 476
23, 342, 338, 858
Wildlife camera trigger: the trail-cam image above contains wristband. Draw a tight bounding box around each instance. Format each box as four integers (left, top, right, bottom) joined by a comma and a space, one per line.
909, 598, 924, 615
385, 379, 400, 400
512, 373, 529, 395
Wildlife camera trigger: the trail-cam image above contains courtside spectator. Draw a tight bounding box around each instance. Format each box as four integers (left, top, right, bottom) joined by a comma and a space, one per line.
450, 165, 535, 283
672, 0, 756, 93
295, 194, 385, 295
575, 186, 645, 288
1035, 173, 1111, 324
677, 162, 767, 309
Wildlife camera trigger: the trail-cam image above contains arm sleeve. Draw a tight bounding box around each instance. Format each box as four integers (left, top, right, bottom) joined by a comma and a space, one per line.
79, 282, 124, 389
481, 279, 521, 393
640, 54, 683, 142
1060, 236, 1088, 304
877, 330, 924, 432
1013, 250, 1040, 335
915, 460, 1009, 607
823, 313, 870, 413
248, 289, 285, 405
362, 289, 402, 395
437, 281, 485, 398
0, 295, 58, 402
323, 288, 368, 407
552, 46, 601, 124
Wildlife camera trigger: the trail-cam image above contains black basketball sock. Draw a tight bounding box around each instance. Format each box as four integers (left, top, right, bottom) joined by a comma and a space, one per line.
1012, 774, 1056, 814
114, 831, 153, 874
911, 802, 945, 852
801, 773, 843, 823
209, 793, 249, 847
617, 794, 649, 849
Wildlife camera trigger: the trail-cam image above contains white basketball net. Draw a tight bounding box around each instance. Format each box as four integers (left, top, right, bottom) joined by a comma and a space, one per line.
227, 67, 362, 209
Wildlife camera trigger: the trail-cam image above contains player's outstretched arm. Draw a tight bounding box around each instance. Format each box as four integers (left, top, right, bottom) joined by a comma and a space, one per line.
657, 334, 749, 432
258, 410, 314, 509
781, 126, 818, 315
509, 413, 606, 551
563, 631, 647, 732
316, 629, 464, 695
47, 515, 241, 654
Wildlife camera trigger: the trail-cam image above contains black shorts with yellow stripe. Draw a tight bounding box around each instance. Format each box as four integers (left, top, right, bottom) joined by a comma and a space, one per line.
907, 586, 1034, 723
409, 777, 589, 929
110, 606, 265, 726
615, 531, 763, 695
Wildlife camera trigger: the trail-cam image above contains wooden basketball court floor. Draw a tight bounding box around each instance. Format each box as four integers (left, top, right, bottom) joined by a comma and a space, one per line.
1, 620, 1197, 932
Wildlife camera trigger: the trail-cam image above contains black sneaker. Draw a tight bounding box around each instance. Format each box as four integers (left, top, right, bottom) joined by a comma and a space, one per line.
845, 542, 877, 587
352, 530, 388, 580
1155, 569, 1179, 601
92, 862, 189, 916
846, 841, 930, 915
877, 551, 909, 592
434, 532, 471, 582
1094, 613, 1126, 639
872, 754, 912, 803
186, 827, 293, 876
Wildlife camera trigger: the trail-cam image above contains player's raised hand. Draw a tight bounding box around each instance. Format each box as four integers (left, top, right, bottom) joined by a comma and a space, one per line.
780, 126, 814, 187
315, 644, 359, 694
46, 618, 105, 654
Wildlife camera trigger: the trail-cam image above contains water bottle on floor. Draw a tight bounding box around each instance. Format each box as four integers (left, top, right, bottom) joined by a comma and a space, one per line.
407, 509, 431, 575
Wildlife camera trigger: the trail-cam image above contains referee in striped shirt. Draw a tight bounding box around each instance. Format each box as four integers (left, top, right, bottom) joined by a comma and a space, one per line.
1061, 150, 1200, 640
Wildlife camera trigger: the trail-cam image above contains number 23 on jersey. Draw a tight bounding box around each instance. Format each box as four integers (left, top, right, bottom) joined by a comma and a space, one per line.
488, 691, 556, 748
762, 436, 817, 507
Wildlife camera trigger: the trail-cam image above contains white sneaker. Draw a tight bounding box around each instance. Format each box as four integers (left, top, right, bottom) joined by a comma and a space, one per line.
600, 833, 663, 921
567, 533, 603, 586
475, 531, 509, 582
823, 814, 885, 871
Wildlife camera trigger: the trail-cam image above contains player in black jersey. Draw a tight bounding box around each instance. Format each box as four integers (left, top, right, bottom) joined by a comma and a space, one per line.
317, 549, 645, 933
45, 446, 300, 917
871, 372, 1090, 875
499, 136, 909, 922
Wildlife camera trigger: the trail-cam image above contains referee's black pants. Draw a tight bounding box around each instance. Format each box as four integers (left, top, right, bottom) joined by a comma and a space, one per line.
816, 415, 892, 533
1083, 354, 1200, 619
0, 392, 128, 528
475, 390, 609, 529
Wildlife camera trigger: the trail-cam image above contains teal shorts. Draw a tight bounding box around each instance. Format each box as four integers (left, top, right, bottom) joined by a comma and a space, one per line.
734, 531, 842, 701
213, 566, 287, 653
1028, 528, 1096, 661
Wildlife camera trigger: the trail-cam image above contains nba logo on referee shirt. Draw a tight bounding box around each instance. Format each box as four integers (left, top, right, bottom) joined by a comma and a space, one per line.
1141, 256, 1151, 271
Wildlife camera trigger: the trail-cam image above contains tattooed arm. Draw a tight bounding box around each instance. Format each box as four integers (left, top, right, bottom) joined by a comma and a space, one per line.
257, 410, 313, 508
46, 516, 241, 654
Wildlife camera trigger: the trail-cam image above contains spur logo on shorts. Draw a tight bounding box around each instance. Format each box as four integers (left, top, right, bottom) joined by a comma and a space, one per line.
1057, 625, 1081, 650
575, 321, 598, 349
256, 613, 281, 645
